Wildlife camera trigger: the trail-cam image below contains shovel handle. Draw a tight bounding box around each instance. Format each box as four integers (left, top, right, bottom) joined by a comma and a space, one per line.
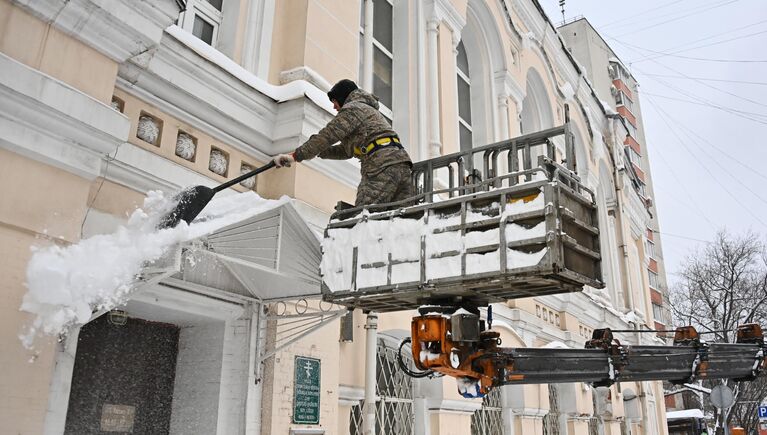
213, 160, 276, 193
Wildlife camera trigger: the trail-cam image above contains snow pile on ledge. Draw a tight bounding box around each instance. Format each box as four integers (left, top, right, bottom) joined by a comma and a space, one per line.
165, 25, 334, 115
20, 190, 289, 348
666, 409, 705, 420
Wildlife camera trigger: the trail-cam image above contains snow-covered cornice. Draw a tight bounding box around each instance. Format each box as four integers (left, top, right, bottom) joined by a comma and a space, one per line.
0, 52, 130, 178
117, 26, 360, 190
512, 0, 548, 41
12, 0, 179, 63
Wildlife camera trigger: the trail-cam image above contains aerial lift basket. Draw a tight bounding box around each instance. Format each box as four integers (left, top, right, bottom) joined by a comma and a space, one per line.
321, 123, 603, 312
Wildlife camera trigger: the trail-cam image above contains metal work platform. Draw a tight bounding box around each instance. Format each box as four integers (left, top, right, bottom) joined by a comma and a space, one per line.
321, 123, 603, 312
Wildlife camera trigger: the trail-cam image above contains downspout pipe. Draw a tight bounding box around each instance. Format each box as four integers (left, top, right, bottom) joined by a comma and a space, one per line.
606, 115, 635, 314
363, 313, 378, 435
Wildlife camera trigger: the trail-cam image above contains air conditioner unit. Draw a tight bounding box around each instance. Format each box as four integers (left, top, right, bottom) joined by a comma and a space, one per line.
607, 65, 618, 79
610, 85, 619, 97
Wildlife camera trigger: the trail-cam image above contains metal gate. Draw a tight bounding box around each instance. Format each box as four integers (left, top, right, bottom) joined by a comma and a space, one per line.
471, 386, 503, 435
349, 337, 414, 435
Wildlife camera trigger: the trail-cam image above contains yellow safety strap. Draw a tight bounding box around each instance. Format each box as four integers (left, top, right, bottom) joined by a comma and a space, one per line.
354, 137, 400, 156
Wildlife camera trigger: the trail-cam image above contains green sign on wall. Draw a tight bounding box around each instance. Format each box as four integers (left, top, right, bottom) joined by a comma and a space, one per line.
293, 356, 321, 424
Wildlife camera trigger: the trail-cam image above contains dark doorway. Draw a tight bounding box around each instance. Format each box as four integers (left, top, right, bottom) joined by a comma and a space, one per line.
64, 315, 179, 435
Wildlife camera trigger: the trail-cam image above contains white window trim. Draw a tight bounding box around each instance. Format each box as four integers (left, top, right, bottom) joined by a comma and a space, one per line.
456, 55, 472, 144
359, 0, 394, 119
179, 0, 223, 46
645, 239, 656, 260
648, 269, 659, 290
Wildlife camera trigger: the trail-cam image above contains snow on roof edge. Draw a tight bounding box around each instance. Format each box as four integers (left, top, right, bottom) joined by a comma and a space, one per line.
165, 25, 335, 115
666, 409, 705, 420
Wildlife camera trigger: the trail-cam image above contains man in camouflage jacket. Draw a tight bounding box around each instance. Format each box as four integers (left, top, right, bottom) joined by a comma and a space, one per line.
272, 79, 413, 207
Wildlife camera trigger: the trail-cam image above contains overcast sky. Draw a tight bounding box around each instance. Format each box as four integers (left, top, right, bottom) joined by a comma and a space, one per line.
537, 0, 767, 287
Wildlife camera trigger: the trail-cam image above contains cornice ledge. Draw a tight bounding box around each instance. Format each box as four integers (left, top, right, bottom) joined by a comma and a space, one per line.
0, 53, 129, 178
13, 0, 178, 62
430, 0, 467, 33
427, 398, 482, 414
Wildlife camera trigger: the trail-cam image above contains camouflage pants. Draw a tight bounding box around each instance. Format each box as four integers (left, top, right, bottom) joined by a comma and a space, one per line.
355, 163, 414, 207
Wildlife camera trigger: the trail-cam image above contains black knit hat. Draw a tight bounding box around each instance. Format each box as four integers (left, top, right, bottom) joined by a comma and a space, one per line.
327, 79, 358, 107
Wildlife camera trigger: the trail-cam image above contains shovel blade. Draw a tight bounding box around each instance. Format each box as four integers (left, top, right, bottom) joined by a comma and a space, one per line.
157, 185, 216, 229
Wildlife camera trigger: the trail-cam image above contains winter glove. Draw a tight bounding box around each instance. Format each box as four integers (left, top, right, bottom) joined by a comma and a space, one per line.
273, 152, 296, 168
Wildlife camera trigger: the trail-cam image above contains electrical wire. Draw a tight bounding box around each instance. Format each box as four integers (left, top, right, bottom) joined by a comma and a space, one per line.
648, 98, 767, 206
651, 230, 711, 244
645, 96, 767, 226
598, 0, 689, 29
639, 92, 767, 122
672, 123, 767, 182
80, 145, 121, 237
613, 0, 740, 37
608, 39, 767, 125
629, 28, 767, 64
612, 39, 767, 116
608, 36, 767, 63
618, 41, 767, 111
639, 73, 767, 87
640, 134, 718, 230
627, 18, 767, 63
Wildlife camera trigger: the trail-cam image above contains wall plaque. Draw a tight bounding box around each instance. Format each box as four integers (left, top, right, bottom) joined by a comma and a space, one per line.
100, 404, 136, 432
293, 356, 321, 424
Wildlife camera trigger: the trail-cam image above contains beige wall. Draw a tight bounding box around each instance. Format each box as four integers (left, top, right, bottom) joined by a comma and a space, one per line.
430, 412, 472, 435
0, 0, 118, 104
260, 299, 341, 434
0, 149, 95, 434
269, 0, 309, 83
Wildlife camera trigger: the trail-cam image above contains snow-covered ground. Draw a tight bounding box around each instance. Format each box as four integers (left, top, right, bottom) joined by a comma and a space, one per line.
20, 190, 289, 348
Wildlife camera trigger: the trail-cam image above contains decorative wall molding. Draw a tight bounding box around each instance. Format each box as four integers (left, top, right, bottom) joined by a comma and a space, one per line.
13, 0, 178, 63
279, 66, 332, 92
429, 0, 467, 34
0, 52, 130, 179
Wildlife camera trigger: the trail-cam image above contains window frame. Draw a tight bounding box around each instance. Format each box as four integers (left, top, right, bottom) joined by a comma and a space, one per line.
648, 269, 660, 290
180, 0, 224, 46
359, 0, 394, 120
615, 91, 635, 114
627, 145, 642, 168
645, 239, 656, 259
456, 40, 473, 151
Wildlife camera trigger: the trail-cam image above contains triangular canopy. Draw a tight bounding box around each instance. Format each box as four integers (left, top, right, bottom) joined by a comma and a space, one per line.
151, 202, 323, 301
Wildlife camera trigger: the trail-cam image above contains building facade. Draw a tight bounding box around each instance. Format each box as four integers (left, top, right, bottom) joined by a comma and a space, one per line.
559, 17, 671, 337
0, 0, 669, 434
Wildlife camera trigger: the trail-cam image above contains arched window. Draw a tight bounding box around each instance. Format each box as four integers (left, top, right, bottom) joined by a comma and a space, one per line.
359, 0, 394, 119
349, 336, 414, 435
520, 68, 554, 134
456, 40, 473, 152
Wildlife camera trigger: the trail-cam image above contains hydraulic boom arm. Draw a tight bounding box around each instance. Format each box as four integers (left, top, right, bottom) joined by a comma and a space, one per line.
408, 308, 766, 398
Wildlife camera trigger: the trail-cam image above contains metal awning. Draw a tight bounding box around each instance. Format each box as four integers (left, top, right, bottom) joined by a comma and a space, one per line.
145, 202, 323, 302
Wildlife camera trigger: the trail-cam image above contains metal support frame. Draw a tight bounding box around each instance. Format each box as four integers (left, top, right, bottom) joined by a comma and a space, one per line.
363, 313, 378, 435
259, 305, 347, 363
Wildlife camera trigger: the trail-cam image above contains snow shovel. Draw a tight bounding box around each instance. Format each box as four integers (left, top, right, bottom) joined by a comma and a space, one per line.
158, 160, 276, 229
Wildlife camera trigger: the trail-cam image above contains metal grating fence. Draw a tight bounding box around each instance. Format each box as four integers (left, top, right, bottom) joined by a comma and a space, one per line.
543, 384, 562, 435
471, 386, 503, 435
349, 338, 414, 435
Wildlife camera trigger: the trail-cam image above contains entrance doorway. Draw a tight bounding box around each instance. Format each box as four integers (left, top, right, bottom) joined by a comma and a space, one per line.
64, 315, 179, 434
